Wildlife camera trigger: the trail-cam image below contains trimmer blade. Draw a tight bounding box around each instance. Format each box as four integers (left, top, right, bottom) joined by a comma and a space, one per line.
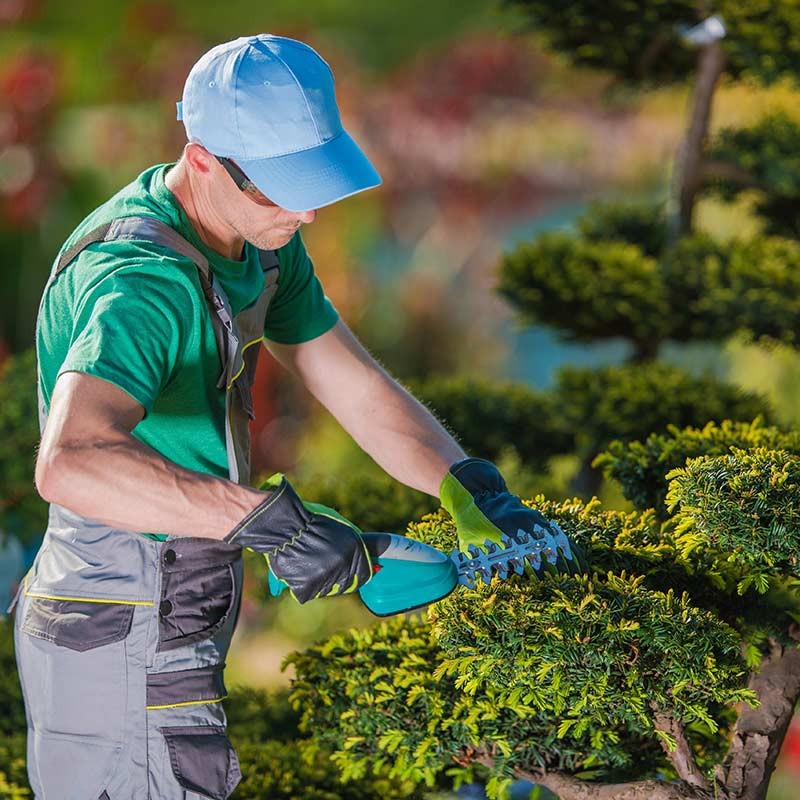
451, 526, 576, 588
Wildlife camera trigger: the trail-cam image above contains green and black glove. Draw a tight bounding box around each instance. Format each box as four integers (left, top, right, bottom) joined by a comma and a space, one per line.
225, 474, 373, 603
440, 457, 585, 574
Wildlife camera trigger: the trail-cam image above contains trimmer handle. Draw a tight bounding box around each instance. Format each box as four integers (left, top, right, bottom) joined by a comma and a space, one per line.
268, 532, 459, 616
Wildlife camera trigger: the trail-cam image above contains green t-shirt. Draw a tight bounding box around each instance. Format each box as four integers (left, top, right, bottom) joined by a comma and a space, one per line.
37, 163, 339, 500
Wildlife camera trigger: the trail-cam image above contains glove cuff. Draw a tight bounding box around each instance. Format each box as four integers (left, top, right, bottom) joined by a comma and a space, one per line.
442, 458, 508, 501
440, 458, 510, 549
224, 476, 309, 553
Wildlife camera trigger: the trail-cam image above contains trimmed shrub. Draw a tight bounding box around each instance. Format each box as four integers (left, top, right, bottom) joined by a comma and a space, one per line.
596, 419, 800, 514
555, 362, 771, 458
410, 375, 574, 466
706, 111, 800, 238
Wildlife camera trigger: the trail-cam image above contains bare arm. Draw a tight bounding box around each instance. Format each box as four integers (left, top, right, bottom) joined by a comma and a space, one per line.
266, 319, 466, 497
35, 371, 263, 538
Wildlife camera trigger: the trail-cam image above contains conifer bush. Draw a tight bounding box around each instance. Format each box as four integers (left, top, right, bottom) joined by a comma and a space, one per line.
706, 112, 800, 238
554, 362, 771, 461
596, 419, 800, 516
409, 376, 574, 466
288, 446, 800, 800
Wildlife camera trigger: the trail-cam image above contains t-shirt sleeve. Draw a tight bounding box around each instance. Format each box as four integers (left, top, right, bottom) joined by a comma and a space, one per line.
59, 266, 197, 415
264, 231, 339, 344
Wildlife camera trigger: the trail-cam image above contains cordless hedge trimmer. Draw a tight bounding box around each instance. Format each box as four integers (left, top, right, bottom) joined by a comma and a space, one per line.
269, 526, 576, 616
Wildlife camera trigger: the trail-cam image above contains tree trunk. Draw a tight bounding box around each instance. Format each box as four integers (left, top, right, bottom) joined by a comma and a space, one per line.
570, 453, 603, 499
666, 39, 726, 243
717, 631, 800, 800
630, 336, 660, 364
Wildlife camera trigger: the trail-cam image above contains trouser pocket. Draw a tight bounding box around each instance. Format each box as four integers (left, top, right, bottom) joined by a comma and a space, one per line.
161, 725, 241, 800
14, 593, 135, 799
157, 539, 242, 652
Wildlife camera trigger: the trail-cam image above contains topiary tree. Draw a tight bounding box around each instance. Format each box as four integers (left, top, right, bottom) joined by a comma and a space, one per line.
490, 1, 800, 497
504, 0, 800, 238
280, 13, 800, 775
499, 219, 800, 359
704, 111, 800, 239
496, 198, 780, 495
288, 425, 800, 800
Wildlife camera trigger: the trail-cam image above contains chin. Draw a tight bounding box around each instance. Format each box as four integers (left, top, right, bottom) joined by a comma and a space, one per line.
246, 231, 293, 251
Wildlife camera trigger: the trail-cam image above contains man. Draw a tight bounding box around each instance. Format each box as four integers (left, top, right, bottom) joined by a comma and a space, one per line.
13, 35, 581, 799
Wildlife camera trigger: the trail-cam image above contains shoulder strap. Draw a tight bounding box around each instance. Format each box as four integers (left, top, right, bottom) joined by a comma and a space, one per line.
51, 215, 280, 388
55, 216, 211, 279
54, 215, 280, 298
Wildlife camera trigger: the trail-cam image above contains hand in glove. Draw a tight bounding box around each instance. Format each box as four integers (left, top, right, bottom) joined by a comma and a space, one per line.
440, 457, 584, 574
225, 474, 373, 603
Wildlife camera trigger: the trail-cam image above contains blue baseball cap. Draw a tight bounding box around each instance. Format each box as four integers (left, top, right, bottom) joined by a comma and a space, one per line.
177, 35, 382, 212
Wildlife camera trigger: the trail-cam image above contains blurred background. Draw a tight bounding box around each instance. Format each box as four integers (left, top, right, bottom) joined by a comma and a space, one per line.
3, 0, 800, 797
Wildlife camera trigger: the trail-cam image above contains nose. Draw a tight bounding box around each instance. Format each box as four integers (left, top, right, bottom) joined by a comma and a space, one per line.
297, 209, 316, 224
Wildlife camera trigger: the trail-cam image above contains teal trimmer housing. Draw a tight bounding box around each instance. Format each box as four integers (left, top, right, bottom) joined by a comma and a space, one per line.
268, 527, 576, 616
268, 532, 460, 615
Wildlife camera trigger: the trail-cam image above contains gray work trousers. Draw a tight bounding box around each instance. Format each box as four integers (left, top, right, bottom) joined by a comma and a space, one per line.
12, 507, 244, 800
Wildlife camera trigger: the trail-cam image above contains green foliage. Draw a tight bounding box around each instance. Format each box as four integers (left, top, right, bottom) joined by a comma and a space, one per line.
554, 362, 771, 457
409, 375, 574, 465
0, 733, 28, 800
596, 419, 800, 514
719, 236, 800, 344
233, 737, 421, 800
499, 204, 800, 355
432, 572, 751, 743
296, 471, 438, 534
0, 350, 46, 548
577, 201, 667, 258
668, 446, 800, 573
497, 231, 669, 349
289, 502, 756, 795
661, 234, 800, 346
505, 0, 800, 85
706, 111, 800, 238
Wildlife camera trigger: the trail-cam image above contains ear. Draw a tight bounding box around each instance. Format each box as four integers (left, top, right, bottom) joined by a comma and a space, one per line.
183, 142, 215, 176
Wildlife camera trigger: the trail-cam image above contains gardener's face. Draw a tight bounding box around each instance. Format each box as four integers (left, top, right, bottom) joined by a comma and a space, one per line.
215, 158, 317, 251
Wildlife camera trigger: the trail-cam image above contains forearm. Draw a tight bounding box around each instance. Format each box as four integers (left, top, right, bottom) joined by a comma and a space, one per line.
269, 321, 465, 496
339, 370, 466, 496
36, 430, 263, 539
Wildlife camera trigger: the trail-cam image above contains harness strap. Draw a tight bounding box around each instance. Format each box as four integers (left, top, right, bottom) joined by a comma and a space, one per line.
51, 215, 280, 389
55, 216, 213, 280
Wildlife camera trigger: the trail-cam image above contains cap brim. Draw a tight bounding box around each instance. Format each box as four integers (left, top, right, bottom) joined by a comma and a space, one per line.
236, 130, 382, 212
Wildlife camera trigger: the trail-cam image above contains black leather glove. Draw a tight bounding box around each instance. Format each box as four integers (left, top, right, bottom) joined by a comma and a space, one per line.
225, 475, 373, 603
